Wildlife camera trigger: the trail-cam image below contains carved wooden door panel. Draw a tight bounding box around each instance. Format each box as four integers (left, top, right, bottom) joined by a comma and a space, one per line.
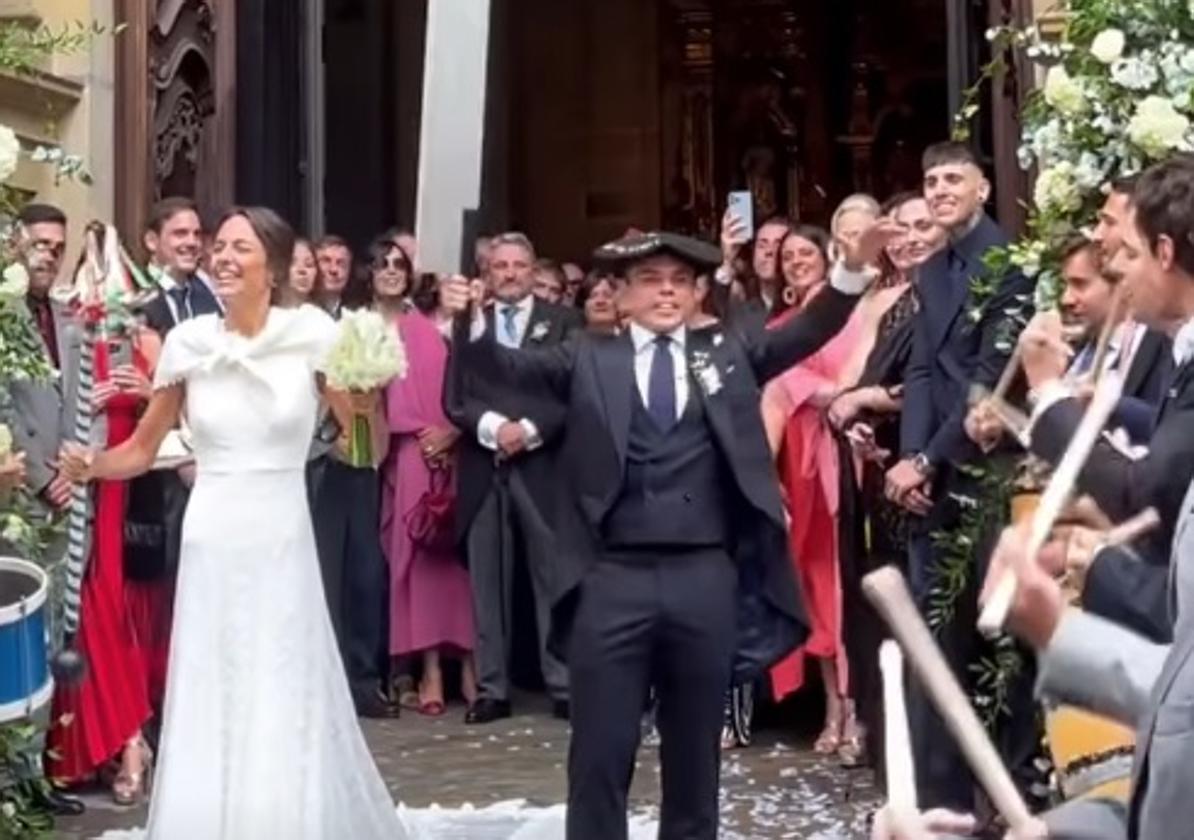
116, 0, 235, 245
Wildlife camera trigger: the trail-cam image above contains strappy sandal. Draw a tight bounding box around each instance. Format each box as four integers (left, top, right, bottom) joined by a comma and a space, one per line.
813, 710, 844, 755
112, 737, 153, 806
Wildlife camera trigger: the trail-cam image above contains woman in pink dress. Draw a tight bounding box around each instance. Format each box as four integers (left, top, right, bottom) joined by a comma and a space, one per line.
378, 251, 476, 715
761, 217, 873, 757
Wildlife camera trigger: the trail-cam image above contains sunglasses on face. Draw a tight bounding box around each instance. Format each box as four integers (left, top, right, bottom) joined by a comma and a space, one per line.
375, 256, 406, 271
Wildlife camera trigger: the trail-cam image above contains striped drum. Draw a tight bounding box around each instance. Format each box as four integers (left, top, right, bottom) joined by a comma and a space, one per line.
0, 557, 52, 723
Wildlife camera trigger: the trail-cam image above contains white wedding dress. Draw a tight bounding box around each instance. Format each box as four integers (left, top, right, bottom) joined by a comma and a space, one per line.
97, 306, 656, 840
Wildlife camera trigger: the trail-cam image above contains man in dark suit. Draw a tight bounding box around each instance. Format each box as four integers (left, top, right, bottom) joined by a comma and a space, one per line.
445, 231, 582, 724
140, 197, 222, 334
1018, 156, 1194, 637
883, 142, 1036, 811
444, 226, 890, 840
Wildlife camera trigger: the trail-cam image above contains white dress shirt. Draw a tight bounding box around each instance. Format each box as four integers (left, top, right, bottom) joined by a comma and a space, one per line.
493, 295, 535, 349
1172, 315, 1194, 367
476, 295, 542, 452
628, 322, 689, 419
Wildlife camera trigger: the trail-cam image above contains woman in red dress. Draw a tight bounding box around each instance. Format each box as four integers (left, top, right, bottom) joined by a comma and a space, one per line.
762, 217, 873, 757
46, 327, 159, 803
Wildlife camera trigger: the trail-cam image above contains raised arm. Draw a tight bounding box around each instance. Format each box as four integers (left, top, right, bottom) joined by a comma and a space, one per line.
60, 384, 184, 484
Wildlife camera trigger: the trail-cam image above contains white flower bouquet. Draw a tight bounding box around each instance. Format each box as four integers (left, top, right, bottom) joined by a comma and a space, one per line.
960, 0, 1194, 311
322, 308, 408, 467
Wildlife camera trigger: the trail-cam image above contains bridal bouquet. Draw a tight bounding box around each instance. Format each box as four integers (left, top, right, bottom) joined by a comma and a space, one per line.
322, 309, 408, 467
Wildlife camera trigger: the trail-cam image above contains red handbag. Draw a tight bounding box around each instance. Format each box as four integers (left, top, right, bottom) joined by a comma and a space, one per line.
404, 465, 457, 555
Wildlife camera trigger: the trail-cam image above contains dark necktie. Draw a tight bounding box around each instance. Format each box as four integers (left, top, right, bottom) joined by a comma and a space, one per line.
31, 297, 58, 368
169, 284, 191, 323
648, 335, 676, 431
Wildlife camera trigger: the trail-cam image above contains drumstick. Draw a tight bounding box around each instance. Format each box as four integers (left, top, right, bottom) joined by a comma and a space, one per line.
991, 344, 1024, 404
878, 640, 917, 811
1103, 507, 1161, 547
863, 568, 1036, 832
968, 385, 1031, 447
978, 371, 1125, 637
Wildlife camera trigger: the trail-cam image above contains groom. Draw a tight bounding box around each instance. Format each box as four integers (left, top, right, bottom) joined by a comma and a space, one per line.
445, 226, 890, 839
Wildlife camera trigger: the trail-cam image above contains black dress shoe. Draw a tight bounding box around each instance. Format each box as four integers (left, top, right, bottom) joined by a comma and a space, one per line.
355, 690, 401, 720
465, 698, 512, 725
32, 785, 85, 816
552, 700, 570, 721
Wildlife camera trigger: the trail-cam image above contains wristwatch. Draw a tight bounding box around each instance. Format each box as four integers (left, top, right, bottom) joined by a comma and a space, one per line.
911, 453, 935, 478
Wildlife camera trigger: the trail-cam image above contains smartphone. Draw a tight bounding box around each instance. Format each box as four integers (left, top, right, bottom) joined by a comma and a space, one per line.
108, 337, 133, 371
726, 191, 754, 240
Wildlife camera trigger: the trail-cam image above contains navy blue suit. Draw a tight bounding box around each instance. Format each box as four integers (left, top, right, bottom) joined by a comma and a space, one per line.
899, 213, 1037, 811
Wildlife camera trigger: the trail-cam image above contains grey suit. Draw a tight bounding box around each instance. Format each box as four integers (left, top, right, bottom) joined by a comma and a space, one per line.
8, 300, 82, 499
1034, 480, 1194, 839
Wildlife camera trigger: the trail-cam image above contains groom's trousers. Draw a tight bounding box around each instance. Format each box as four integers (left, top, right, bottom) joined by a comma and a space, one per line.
312, 458, 390, 701
566, 547, 736, 840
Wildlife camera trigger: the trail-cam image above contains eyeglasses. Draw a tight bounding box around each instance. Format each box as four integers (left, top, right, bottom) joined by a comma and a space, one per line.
374, 256, 406, 271
29, 240, 65, 257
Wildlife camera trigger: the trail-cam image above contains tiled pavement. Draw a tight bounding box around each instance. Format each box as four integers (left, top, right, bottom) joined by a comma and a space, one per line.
57, 695, 879, 839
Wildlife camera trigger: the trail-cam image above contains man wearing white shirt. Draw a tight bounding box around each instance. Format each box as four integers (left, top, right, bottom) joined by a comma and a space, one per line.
443, 226, 887, 840
444, 231, 582, 725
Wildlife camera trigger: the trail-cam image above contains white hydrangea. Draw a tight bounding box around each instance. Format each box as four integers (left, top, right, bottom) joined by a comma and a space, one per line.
1030, 119, 1065, 166
1127, 95, 1192, 156
0, 264, 28, 300
0, 125, 19, 182
1034, 162, 1084, 214
1044, 66, 1088, 116
1111, 56, 1160, 91
1073, 152, 1105, 190
1091, 29, 1126, 64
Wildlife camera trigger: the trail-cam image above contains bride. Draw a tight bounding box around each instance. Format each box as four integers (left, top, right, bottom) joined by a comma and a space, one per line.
61, 207, 410, 839
63, 207, 658, 840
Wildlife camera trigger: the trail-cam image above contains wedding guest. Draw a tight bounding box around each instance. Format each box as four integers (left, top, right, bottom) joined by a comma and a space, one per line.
6, 202, 85, 816
717, 212, 791, 330
575, 270, 621, 334
312, 236, 398, 719
760, 222, 868, 758
140, 197, 222, 335
316, 235, 353, 318
279, 237, 321, 308
561, 261, 585, 306
443, 232, 580, 724
532, 259, 567, 305
828, 192, 947, 770
380, 260, 476, 716
47, 226, 160, 802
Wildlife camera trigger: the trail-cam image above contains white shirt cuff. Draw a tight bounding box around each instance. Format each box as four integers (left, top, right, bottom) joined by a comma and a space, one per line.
829, 261, 877, 295
519, 419, 543, 451
477, 411, 507, 450
714, 265, 733, 286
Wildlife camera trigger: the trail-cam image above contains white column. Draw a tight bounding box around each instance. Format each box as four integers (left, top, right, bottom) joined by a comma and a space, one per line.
415, 0, 492, 275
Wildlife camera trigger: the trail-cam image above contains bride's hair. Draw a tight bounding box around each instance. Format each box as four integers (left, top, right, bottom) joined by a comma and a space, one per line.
214, 206, 296, 300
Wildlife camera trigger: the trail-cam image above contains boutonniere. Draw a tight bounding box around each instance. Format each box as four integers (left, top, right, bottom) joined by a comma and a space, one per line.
529, 321, 550, 342
690, 351, 723, 396
712, 332, 724, 347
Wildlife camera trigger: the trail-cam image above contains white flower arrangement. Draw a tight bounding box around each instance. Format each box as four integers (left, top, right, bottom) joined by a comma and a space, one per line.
0, 125, 18, 182
322, 308, 408, 391
961, 1, 1194, 309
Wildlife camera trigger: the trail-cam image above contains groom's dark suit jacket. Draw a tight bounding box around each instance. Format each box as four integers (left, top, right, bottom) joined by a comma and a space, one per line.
451, 286, 861, 682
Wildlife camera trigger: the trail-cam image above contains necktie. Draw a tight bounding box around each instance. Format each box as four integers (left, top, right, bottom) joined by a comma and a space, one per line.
1071, 344, 1095, 377
31, 298, 58, 368
648, 335, 677, 431
501, 305, 519, 345
169, 284, 191, 322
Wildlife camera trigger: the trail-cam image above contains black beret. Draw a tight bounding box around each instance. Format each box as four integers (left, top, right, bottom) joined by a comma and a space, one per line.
592, 231, 721, 273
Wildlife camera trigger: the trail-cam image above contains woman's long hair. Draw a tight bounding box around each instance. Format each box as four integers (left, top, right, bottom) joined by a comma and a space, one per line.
345, 236, 412, 310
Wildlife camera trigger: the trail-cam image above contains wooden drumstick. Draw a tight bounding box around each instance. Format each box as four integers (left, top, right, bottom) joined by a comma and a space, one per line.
863, 568, 1037, 833
978, 370, 1125, 637
879, 640, 917, 811
1104, 507, 1161, 548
